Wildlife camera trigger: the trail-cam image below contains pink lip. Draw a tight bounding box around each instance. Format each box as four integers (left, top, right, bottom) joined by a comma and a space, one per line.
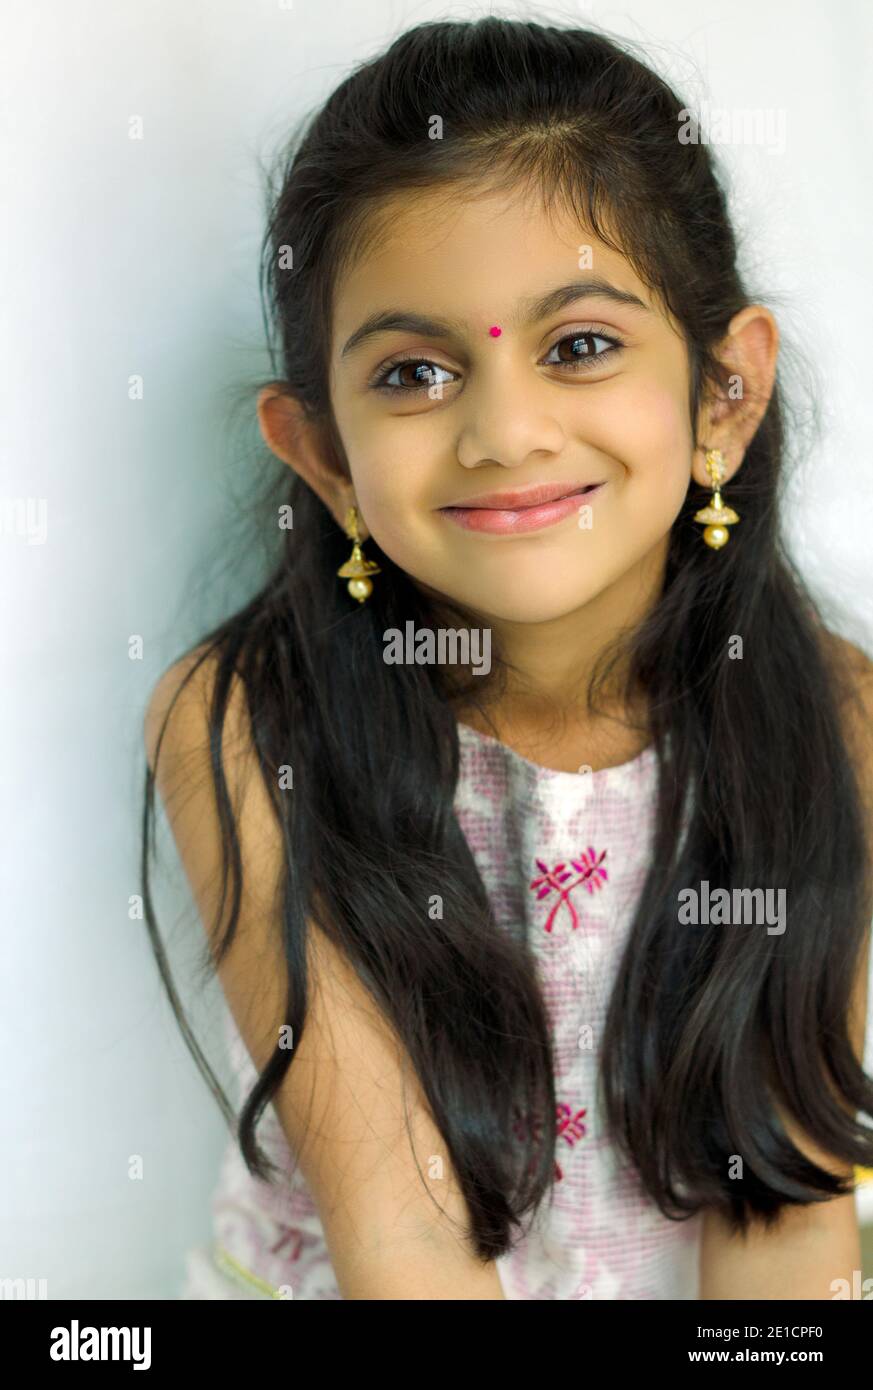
440, 482, 605, 534
442, 480, 601, 509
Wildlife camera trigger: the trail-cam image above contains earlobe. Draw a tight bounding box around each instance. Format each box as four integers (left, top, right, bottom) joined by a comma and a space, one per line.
691, 443, 737, 490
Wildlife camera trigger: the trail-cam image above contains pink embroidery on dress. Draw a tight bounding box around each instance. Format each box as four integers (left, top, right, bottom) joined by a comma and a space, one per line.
269, 1227, 304, 1261
555, 1102, 588, 1179
529, 847, 608, 932
512, 1102, 588, 1180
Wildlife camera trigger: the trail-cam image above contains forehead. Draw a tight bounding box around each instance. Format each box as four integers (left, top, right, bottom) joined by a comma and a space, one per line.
331, 183, 663, 338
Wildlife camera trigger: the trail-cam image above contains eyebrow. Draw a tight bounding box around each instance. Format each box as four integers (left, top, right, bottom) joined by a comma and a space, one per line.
339, 278, 652, 359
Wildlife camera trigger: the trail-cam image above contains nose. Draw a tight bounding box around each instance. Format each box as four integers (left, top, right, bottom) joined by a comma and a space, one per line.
455, 361, 568, 470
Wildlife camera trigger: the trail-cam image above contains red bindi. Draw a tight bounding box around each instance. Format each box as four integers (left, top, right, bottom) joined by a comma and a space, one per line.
488, 325, 502, 337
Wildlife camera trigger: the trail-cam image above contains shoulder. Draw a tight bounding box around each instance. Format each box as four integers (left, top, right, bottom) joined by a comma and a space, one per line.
144, 640, 256, 795
143, 641, 276, 921
817, 628, 873, 711
816, 629, 873, 1052
817, 629, 873, 791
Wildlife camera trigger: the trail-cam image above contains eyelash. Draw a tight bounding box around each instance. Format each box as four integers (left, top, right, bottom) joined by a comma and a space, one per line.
369, 330, 625, 395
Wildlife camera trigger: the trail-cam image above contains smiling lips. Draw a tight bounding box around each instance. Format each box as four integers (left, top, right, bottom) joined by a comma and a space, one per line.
439, 481, 606, 534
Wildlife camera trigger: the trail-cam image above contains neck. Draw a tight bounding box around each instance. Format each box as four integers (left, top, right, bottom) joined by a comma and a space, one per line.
437, 537, 667, 761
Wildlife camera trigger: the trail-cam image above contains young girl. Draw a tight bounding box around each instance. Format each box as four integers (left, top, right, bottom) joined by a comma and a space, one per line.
144, 18, 873, 1300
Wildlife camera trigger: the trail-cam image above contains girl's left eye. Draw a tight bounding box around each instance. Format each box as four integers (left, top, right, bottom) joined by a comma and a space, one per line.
542, 331, 623, 371
369, 331, 624, 395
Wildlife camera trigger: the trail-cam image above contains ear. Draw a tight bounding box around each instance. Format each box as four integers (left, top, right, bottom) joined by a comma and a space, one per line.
691, 305, 780, 489
256, 385, 367, 538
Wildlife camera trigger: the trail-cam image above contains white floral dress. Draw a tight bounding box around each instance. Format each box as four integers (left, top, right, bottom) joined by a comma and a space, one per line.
180, 721, 703, 1299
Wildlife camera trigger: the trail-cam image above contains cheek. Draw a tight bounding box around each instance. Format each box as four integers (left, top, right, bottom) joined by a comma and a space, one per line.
331, 392, 434, 534
346, 452, 431, 560
618, 385, 693, 508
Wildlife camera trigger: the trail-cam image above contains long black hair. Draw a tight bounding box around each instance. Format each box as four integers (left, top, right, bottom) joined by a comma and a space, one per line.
142, 18, 873, 1259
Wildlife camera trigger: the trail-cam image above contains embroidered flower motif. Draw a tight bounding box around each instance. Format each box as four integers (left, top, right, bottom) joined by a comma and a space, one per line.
512, 1102, 588, 1181
529, 847, 608, 933
556, 1102, 588, 1143
269, 1227, 304, 1261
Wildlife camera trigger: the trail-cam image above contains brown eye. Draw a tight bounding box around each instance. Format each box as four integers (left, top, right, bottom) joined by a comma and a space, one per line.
374, 359, 457, 393
543, 332, 622, 371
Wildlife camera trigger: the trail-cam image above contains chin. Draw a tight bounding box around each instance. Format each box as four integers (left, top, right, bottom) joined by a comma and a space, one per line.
443, 581, 609, 626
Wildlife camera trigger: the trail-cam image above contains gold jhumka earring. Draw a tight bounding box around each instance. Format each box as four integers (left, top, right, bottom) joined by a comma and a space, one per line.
693, 448, 740, 549
336, 505, 380, 603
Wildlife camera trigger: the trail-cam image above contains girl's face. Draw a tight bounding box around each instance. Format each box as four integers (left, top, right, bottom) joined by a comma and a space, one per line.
327, 184, 695, 625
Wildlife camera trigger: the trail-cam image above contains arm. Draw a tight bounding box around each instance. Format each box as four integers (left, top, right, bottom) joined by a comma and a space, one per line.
701, 636, 873, 1299
146, 651, 506, 1300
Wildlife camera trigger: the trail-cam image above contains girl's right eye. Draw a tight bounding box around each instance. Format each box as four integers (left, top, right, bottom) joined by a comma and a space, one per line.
369, 359, 457, 395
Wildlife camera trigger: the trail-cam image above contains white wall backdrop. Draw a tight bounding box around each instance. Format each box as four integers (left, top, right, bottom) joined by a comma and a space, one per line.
2, 0, 872, 1299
